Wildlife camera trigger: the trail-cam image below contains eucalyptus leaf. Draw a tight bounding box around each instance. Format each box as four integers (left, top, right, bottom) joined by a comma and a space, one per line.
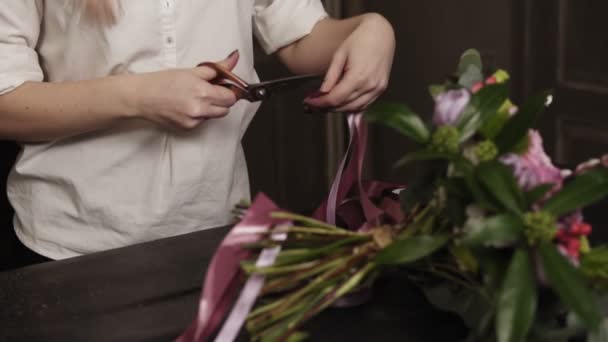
539, 242, 603, 331
544, 168, 608, 217
459, 64, 484, 89
495, 90, 552, 153
496, 249, 537, 342
365, 102, 430, 143
375, 235, 450, 265
462, 214, 523, 247
457, 49, 483, 76
457, 49, 483, 88
477, 161, 525, 215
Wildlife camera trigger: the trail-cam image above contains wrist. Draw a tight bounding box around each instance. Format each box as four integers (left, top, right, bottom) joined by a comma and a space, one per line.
115, 73, 145, 119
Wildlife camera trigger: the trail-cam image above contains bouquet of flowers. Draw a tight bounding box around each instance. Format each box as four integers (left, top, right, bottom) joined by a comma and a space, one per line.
179, 49, 608, 342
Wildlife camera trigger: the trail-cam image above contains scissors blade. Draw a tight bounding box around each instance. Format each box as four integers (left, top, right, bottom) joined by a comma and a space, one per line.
247, 74, 324, 101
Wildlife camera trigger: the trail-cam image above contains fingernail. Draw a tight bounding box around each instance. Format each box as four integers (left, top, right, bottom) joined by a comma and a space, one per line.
227, 49, 239, 59
307, 91, 328, 99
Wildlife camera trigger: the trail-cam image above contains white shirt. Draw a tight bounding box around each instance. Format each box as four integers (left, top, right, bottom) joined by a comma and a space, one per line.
1, 0, 328, 260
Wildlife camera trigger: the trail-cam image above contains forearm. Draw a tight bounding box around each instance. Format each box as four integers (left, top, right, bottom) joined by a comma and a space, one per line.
0, 75, 137, 142
277, 13, 388, 74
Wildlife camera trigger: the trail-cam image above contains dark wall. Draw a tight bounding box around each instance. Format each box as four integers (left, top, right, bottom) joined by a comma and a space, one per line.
361, 0, 515, 182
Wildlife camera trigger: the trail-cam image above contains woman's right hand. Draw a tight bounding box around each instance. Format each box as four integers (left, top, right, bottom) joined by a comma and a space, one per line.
130, 50, 240, 130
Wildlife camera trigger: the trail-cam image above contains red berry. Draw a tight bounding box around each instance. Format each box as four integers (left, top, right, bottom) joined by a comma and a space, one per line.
556, 229, 568, 241
471, 82, 484, 93
568, 239, 580, 251
570, 223, 583, 235
579, 223, 592, 235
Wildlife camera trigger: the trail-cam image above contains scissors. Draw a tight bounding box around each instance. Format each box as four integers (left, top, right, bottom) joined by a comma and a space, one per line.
198, 61, 325, 102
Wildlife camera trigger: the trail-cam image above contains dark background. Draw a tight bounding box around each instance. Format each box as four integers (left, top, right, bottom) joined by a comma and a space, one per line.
2, 0, 608, 268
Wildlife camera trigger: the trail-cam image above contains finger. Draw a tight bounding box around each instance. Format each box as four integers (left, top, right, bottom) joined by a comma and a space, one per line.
192, 66, 218, 80
334, 91, 378, 113
191, 105, 230, 119
193, 50, 240, 80
306, 72, 365, 109
206, 85, 238, 107
320, 51, 347, 93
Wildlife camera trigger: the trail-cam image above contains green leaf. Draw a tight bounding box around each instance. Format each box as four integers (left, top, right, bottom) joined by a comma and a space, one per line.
496, 249, 537, 342
544, 168, 608, 217
480, 107, 511, 140
395, 150, 474, 176
477, 161, 525, 215
421, 283, 493, 331
375, 235, 450, 265
589, 319, 608, 342
463, 174, 501, 212
457, 83, 510, 142
365, 102, 430, 143
450, 244, 479, 273
457, 49, 483, 76
524, 184, 553, 207
495, 90, 552, 153
462, 214, 524, 247
539, 242, 603, 331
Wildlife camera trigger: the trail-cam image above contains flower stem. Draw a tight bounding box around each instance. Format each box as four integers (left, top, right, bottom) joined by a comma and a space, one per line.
270, 212, 345, 231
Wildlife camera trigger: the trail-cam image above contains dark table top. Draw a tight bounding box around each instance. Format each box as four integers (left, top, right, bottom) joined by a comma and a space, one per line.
0, 225, 468, 342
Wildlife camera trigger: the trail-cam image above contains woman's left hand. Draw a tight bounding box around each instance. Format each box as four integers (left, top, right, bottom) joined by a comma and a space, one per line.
304, 13, 395, 113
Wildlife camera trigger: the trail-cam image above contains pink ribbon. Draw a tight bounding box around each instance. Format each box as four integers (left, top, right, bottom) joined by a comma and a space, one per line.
176, 194, 287, 342
314, 113, 404, 231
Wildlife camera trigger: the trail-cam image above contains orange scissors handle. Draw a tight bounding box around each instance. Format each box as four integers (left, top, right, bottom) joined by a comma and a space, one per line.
197, 62, 256, 101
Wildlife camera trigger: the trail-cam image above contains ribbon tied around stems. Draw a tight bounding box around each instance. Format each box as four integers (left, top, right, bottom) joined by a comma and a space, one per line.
178, 113, 405, 341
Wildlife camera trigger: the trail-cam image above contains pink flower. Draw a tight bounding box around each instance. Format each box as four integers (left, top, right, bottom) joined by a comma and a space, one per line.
500, 130, 563, 192
432, 89, 470, 126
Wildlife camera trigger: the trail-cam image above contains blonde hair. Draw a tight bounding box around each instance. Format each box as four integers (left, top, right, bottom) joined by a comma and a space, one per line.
80, 0, 120, 26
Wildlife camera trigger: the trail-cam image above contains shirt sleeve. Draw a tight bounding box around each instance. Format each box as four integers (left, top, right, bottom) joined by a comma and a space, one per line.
0, 1, 44, 95
253, 0, 329, 54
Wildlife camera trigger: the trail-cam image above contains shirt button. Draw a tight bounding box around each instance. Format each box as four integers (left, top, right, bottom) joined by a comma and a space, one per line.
166, 36, 173, 44
165, 1, 171, 8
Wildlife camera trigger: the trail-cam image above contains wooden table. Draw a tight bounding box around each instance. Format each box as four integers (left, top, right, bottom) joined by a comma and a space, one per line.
0, 225, 467, 341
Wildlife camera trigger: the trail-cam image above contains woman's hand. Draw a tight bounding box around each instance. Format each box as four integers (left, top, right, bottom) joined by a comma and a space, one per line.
130, 51, 240, 130
304, 14, 395, 113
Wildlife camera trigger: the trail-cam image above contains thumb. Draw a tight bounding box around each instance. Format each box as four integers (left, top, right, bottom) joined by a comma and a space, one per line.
218, 49, 240, 71
193, 50, 240, 80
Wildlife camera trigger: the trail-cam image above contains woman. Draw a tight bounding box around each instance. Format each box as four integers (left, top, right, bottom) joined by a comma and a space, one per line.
0, 1, 395, 265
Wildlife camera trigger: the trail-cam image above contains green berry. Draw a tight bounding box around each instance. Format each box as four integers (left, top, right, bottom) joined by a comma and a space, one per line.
523, 211, 557, 245
431, 126, 460, 153
473, 140, 498, 162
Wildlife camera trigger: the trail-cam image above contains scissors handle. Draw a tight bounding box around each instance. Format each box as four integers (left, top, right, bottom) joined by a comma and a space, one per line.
197, 62, 256, 101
